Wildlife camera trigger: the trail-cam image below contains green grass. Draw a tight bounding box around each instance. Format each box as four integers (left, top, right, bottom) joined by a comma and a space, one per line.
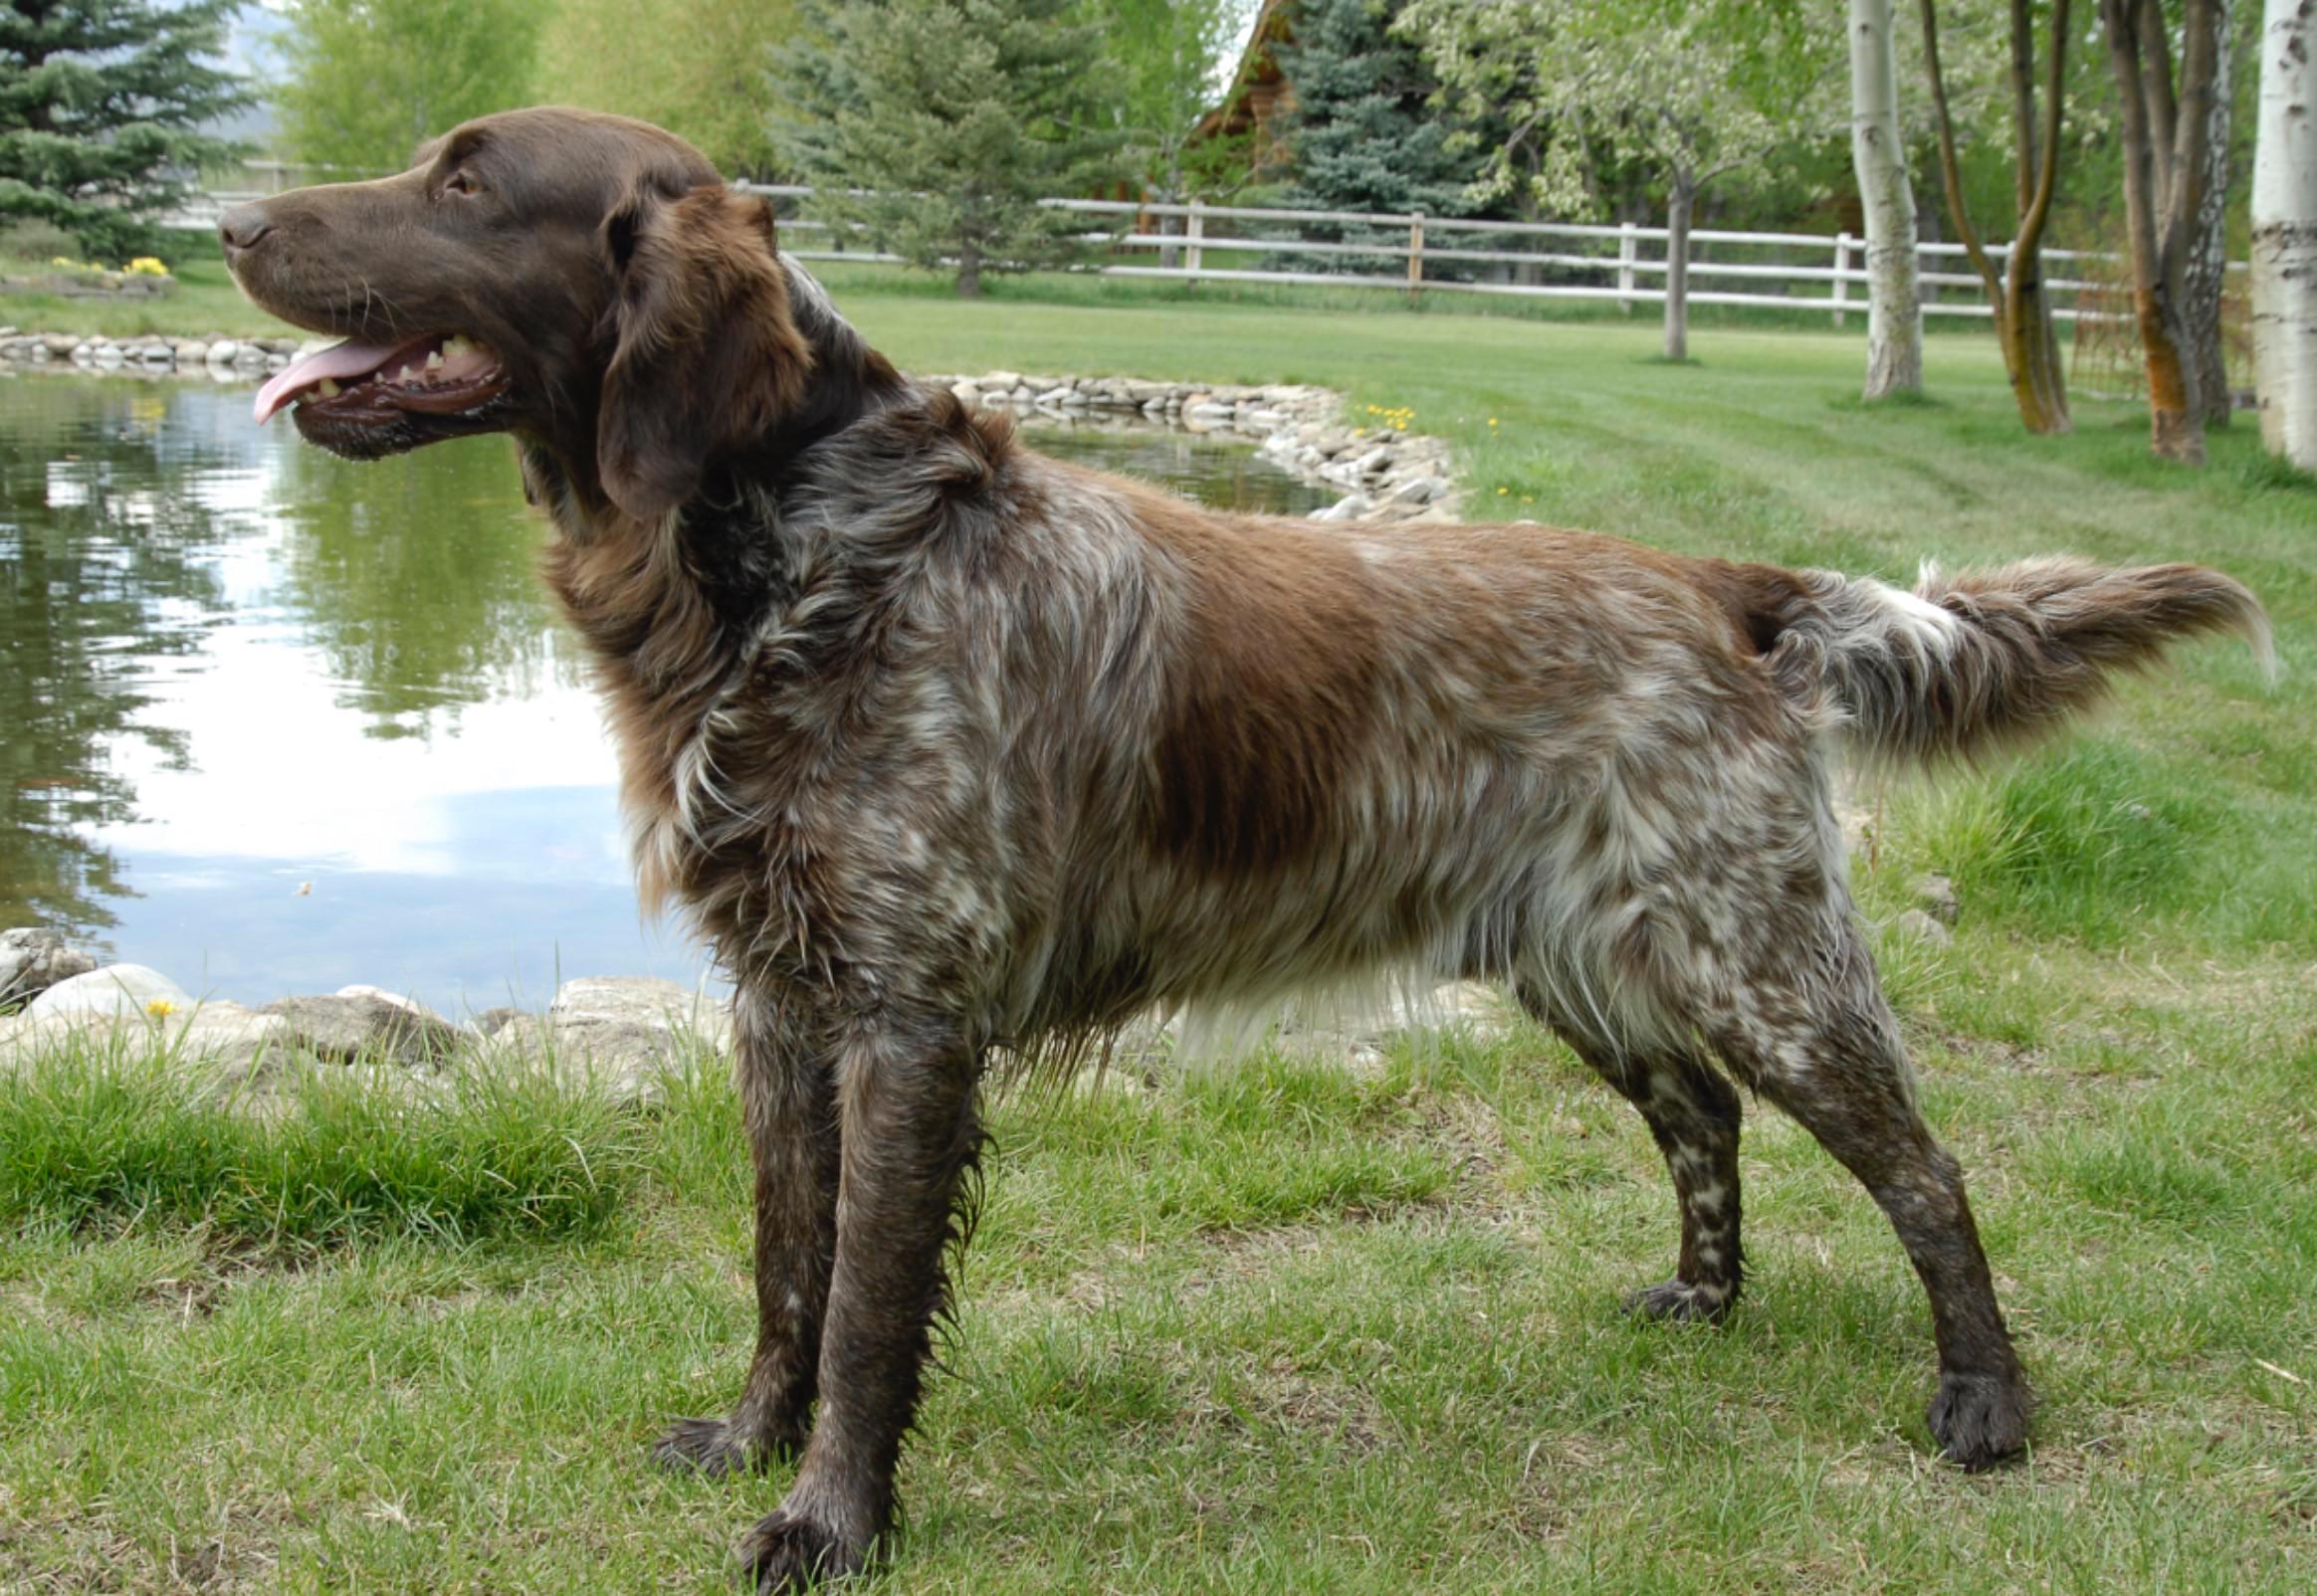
4, 286, 2314, 1592
0, 249, 298, 340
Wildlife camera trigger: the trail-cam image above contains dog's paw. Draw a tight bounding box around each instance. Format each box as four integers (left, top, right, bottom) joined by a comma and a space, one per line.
1927, 1369, 2030, 1471
652, 1416, 789, 1479
1621, 1279, 1733, 1324
739, 1508, 867, 1592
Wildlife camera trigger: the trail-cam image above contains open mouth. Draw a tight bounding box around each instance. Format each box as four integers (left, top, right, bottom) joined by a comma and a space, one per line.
253, 330, 510, 428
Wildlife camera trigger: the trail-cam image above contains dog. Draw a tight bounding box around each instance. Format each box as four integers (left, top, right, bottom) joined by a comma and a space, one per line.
221, 107, 2270, 1588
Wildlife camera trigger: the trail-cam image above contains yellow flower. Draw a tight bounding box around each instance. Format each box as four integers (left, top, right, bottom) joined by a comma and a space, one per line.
145, 999, 177, 1018
51, 255, 78, 268
126, 257, 171, 278
1497, 487, 1509, 495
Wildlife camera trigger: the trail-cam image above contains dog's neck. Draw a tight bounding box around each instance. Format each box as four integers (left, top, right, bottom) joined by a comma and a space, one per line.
529, 268, 937, 681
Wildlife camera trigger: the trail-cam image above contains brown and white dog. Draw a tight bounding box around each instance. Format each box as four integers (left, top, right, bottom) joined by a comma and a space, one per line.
222, 108, 2269, 1588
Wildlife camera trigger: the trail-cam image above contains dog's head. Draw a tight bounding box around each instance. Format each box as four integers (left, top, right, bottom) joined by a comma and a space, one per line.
222, 106, 811, 520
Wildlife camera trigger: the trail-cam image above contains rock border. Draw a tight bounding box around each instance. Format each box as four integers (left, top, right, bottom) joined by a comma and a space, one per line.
0, 325, 305, 376
925, 369, 1459, 525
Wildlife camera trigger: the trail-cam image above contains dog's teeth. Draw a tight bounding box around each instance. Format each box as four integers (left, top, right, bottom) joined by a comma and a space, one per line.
396, 364, 417, 383
425, 350, 444, 371
316, 378, 340, 398
443, 334, 472, 358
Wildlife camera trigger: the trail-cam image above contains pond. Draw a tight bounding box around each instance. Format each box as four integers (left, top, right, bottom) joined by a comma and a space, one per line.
1, 376, 1331, 1008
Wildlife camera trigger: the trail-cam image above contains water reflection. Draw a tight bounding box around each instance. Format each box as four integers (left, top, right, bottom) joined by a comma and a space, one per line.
0, 376, 1327, 1006
2, 384, 235, 935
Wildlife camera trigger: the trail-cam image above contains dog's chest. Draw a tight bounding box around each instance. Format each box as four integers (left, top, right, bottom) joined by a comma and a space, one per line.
621, 608, 1006, 996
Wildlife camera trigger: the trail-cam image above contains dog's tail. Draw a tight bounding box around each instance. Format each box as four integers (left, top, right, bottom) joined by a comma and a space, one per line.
1749, 556, 2272, 766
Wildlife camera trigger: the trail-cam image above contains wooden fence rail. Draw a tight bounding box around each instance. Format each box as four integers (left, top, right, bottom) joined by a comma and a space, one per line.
174, 168, 2243, 325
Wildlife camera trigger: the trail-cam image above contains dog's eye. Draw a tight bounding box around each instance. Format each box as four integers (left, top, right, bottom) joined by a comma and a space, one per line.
444, 170, 479, 197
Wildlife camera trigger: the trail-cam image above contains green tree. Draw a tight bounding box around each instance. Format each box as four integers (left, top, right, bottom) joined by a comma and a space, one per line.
275, 0, 544, 173
0, 0, 251, 264
1273, 0, 1476, 226
540, 0, 795, 179
1400, 0, 1837, 357
781, 0, 1125, 297
1081, 0, 1252, 198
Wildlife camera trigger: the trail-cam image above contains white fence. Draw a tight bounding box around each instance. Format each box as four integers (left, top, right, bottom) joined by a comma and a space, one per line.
735, 187, 2197, 324
177, 165, 2220, 324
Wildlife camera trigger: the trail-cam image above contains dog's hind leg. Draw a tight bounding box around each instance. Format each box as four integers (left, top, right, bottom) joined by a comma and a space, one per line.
1519, 984, 1744, 1322
656, 991, 841, 1477
1708, 925, 2029, 1471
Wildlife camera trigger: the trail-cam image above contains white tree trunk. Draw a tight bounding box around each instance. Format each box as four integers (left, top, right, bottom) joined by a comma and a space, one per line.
2252, 0, 2317, 468
1849, 0, 1924, 397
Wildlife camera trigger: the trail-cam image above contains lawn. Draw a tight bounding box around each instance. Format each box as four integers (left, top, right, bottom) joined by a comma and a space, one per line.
3, 280, 2313, 1593
0, 251, 296, 341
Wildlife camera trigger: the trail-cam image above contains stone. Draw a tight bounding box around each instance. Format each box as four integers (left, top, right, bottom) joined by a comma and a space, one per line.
1386, 475, 1446, 507
0, 928, 99, 1007
471, 1005, 526, 1037
1891, 909, 1953, 948
495, 975, 732, 1101
1033, 386, 1075, 408
550, 974, 729, 1049
159, 1002, 297, 1087
259, 992, 467, 1066
204, 339, 238, 364
174, 340, 209, 363
981, 370, 1021, 391
948, 381, 981, 405
1310, 494, 1372, 523
1913, 873, 1960, 926
28, 963, 192, 1019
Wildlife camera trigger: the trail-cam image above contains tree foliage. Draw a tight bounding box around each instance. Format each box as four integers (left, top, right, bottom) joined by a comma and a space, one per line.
540, 0, 795, 179
1274, 0, 1475, 219
780, 0, 1125, 297
1079, 0, 1252, 198
0, 0, 251, 264
1398, 0, 1836, 219
275, 0, 545, 172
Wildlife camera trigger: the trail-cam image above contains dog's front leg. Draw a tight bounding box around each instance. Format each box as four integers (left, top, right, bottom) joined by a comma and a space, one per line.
657, 991, 841, 1475
739, 1015, 981, 1590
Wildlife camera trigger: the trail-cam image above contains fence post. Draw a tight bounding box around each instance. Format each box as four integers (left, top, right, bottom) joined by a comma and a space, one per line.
1617, 221, 1637, 313
1407, 212, 1425, 300
1185, 200, 1204, 277
1832, 231, 1854, 328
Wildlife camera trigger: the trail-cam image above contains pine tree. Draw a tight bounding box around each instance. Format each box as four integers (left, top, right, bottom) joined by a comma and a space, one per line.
1272, 0, 1475, 271
0, 0, 251, 265
781, 0, 1125, 297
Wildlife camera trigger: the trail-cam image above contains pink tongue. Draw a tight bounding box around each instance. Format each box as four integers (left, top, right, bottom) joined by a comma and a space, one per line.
252, 336, 414, 425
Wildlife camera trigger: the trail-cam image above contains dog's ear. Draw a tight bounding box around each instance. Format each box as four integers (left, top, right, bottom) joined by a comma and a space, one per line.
596, 186, 813, 522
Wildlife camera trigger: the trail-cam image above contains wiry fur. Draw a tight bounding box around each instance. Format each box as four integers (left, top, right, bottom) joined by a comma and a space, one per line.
1770, 557, 2271, 766
221, 109, 2272, 1591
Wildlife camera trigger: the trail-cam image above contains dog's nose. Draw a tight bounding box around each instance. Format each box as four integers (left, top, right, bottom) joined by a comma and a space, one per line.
218, 203, 274, 253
